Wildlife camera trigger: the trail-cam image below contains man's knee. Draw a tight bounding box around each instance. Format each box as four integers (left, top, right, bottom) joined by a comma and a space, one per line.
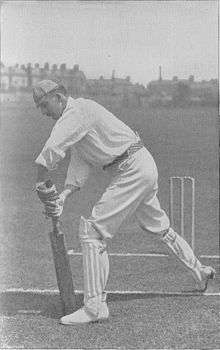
79, 216, 101, 240
79, 216, 107, 252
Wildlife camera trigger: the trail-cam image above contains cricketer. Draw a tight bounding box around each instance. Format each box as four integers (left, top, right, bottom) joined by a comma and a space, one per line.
33, 80, 215, 325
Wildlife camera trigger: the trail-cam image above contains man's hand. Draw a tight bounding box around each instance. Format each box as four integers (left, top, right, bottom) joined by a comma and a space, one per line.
35, 180, 59, 204
35, 181, 79, 219
35, 180, 62, 218
44, 187, 76, 218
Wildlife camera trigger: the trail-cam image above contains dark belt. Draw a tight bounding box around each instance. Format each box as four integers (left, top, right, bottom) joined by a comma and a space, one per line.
103, 139, 144, 170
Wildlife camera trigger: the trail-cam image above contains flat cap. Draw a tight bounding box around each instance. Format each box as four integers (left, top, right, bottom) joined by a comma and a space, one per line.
33, 80, 59, 106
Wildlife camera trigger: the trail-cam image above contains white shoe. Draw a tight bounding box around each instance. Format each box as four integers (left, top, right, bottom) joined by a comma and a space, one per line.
98, 301, 109, 320
192, 265, 216, 292
60, 303, 109, 325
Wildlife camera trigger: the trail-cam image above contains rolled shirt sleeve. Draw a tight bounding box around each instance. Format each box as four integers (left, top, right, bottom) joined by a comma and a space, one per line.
35, 109, 90, 171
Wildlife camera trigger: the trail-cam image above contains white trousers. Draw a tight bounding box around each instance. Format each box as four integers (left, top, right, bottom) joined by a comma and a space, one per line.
80, 147, 204, 316
89, 147, 170, 238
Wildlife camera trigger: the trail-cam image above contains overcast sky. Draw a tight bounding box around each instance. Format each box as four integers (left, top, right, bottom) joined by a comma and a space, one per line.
1, 0, 218, 85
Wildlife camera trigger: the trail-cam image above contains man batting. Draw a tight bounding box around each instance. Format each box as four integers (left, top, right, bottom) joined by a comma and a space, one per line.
33, 79, 215, 325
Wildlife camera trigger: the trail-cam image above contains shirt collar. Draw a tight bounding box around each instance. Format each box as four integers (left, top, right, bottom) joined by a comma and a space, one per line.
62, 96, 75, 115
55, 96, 76, 125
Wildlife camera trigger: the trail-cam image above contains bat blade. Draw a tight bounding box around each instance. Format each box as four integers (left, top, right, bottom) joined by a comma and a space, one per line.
49, 219, 76, 315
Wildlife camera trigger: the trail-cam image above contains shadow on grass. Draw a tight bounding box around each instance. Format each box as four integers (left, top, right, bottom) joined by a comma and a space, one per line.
0, 290, 208, 320
0, 292, 81, 319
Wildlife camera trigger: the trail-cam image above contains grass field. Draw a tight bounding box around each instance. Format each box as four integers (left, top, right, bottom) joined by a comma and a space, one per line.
0, 94, 219, 349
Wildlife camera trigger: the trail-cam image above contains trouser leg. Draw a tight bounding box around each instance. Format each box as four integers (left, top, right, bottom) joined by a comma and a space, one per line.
79, 216, 109, 316
135, 191, 209, 283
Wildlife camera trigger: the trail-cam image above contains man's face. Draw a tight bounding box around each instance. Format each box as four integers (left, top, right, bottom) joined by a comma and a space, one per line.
38, 94, 62, 120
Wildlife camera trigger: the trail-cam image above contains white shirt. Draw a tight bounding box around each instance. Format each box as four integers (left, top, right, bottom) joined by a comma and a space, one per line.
35, 97, 140, 188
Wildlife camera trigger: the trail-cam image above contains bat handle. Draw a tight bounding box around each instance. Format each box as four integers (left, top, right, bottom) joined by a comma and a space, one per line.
52, 216, 61, 233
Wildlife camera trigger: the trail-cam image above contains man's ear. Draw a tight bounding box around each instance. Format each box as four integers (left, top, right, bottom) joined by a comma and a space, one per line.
56, 92, 66, 103
56, 92, 62, 101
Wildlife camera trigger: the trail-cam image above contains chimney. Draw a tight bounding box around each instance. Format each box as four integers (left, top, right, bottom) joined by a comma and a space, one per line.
159, 66, 162, 81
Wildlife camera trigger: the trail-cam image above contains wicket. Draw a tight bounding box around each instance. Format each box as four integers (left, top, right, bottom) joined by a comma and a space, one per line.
169, 176, 195, 250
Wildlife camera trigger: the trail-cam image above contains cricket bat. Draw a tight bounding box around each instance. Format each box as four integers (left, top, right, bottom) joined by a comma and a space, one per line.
49, 215, 76, 315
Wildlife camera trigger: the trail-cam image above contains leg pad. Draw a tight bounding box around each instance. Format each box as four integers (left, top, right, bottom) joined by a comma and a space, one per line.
79, 217, 109, 316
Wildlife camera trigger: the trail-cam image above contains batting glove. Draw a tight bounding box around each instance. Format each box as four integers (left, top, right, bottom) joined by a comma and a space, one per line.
43, 198, 64, 218
35, 180, 59, 204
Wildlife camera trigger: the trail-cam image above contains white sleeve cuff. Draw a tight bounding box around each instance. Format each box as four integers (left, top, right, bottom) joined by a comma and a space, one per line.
35, 146, 65, 171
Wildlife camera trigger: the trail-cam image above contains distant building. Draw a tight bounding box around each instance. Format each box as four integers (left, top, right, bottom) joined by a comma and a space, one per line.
32, 63, 41, 86
1, 63, 27, 90
0, 62, 10, 90
147, 66, 218, 106
190, 79, 218, 104
1, 62, 218, 107
67, 64, 87, 96
11, 64, 27, 89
